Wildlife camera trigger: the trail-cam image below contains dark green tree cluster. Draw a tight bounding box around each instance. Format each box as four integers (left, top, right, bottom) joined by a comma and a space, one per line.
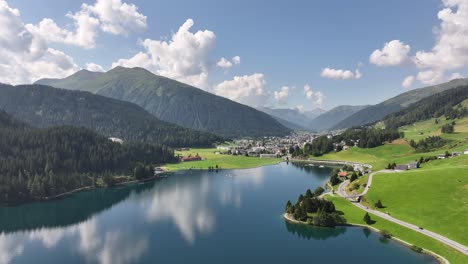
336, 128, 402, 148
285, 189, 346, 227
303, 136, 334, 157
133, 164, 155, 180
383, 85, 468, 129
386, 162, 397, 170
409, 136, 447, 152
329, 169, 341, 186
441, 123, 455, 134
0, 111, 177, 204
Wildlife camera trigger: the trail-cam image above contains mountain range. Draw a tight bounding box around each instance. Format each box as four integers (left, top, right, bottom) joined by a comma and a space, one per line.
308, 105, 370, 131
257, 107, 325, 131
0, 83, 223, 148
36, 67, 290, 138
332, 78, 468, 129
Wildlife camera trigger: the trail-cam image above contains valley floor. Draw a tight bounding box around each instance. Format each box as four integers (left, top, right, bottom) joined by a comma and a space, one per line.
165, 148, 282, 171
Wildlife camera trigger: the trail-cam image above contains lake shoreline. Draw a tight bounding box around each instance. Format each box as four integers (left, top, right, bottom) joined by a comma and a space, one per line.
283, 213, 448, 264
4, 172, 172, 207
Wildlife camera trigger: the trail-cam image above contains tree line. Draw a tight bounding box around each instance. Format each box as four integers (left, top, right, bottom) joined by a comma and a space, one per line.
383, 85, 468, 129
0, 111, 177, 204
295, 127, 402, 157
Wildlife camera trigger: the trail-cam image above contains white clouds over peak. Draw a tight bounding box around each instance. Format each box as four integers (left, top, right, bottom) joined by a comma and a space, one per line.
86, 62, 105, 72
113, 19, 216, 89
273, 86, 289, 104
369, 40, 411, 66
0, 0, 78, 84
401, 76, 414, 89
321, 67, 362, 80
215, 73, 267, 106
303, 84, 325, 107
416, 70, 444, 85
303, 84, 314, 100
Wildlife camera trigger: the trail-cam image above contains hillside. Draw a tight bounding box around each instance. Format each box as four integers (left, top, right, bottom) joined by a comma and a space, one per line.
36, 67, 291, 138
0, 112, 176, 204
382, 85, 468, 128
308, 105, 369, 131
332, 78, 468, 129
0, 84, 222, 148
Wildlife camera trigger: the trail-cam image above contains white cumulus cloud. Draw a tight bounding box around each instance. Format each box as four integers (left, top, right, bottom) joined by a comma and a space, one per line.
401, 76, 415, 89
83, 0, 147, 35
215, 73, 267, 106
273, 86, 289, 104
232, 56, 240, 65
25, 0, 146, 49
86, 62, 105, 72
413, 0, 468, 70
216, 57, 233, 69
416, 70, 444, 85
369, 40, 411, 66
321, 67, 362, 79
113, 19, 216, 89
0, 0, 78, 84
303, 84, 314, 100
303, 84, 325, 107
448, 72, 464, 80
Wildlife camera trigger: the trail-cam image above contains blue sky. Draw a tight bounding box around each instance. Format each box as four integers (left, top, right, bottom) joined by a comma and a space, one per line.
3, 0, 468, 110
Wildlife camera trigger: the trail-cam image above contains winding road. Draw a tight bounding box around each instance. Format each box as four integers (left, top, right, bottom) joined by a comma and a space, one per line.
337, 169, 468, 256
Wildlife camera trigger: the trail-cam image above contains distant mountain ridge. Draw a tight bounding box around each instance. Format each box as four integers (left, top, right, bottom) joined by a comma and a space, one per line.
332, 78, 468, 129
36, 67, 291, 138
0, 84, 223, 147
257, 107, 320, 131
308, 105, 370, 132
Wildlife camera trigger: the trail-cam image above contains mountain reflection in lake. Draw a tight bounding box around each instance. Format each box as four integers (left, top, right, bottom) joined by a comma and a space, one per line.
0, 163, 437, 264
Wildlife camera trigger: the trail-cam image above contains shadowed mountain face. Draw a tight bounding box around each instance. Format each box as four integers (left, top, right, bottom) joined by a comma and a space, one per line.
0, 83, 223, 148
36, 67, 291, 138
332, 78, 468, 129
308, 105, 370, 132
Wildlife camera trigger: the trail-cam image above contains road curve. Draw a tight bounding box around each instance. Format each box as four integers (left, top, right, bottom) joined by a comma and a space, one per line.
337, 171, 468, 256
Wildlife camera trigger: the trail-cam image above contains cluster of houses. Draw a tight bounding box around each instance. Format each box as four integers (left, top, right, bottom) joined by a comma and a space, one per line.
393, 149, 468, 171
437, 149, 468, 159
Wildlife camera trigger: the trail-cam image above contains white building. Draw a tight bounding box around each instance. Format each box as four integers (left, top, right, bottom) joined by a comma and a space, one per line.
108, 137, 124, 144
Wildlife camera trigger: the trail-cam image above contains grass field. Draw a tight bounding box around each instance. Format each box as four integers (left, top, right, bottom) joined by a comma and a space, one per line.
317, 116, 468, 171
327, 195, 468, 264
321, 115, 468, 262
164, 148, 281, 171
363, 155, 468, 246
400, 116, 468, 142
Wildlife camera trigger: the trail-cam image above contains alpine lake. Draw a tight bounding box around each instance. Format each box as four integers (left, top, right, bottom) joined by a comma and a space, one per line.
0, 162, 437, 264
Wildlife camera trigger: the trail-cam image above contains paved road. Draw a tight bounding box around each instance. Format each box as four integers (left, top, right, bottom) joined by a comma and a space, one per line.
337, 171, 468, 256
339, 170, 394, 198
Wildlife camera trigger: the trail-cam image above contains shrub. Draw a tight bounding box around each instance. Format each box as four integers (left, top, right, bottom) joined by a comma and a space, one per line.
375, 200, 383, 208
411, 245, 423, 253
379, 229, 392, 239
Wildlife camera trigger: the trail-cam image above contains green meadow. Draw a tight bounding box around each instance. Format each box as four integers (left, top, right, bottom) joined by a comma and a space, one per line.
327, 195, 468, 264
165, 148, 281, 171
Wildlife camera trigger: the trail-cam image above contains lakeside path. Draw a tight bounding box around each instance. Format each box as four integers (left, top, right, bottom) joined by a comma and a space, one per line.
337, 169, 468, 256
